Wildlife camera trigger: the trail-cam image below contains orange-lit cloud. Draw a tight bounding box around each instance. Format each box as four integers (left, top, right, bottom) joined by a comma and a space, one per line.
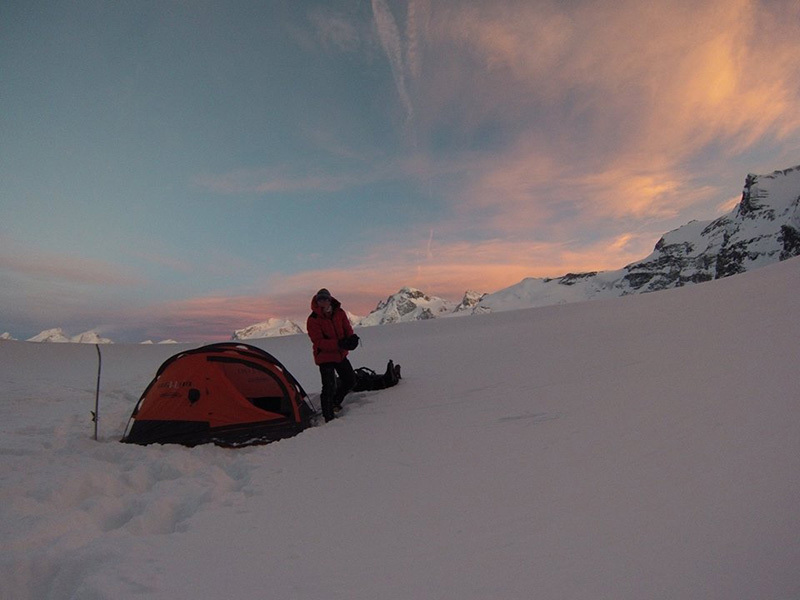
570, 165, 721, 221
716, 194, 743, 214
416, 0, 800, 226
426, 0, 800, 150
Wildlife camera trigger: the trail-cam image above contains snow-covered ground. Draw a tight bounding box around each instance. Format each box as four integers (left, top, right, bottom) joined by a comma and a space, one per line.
1, 257, 799, 600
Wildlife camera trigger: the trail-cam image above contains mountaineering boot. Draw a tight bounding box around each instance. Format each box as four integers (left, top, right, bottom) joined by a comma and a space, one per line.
383, 360, 399, 386
321, 395, 336, 422
332, 388, 346, 413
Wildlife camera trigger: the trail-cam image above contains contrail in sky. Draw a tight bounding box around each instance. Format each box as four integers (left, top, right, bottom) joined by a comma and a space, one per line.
371, 0, 414, 124
405, 0, 422, 80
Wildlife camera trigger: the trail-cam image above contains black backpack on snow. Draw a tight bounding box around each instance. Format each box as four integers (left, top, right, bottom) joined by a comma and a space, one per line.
352, 361, 400, 392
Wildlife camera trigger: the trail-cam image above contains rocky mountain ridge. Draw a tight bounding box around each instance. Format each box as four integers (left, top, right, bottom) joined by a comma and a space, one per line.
356, 287, 458, 327
475, 165, 800, 313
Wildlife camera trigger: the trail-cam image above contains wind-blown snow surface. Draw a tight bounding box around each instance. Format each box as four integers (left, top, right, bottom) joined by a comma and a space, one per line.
2, 259, 799, 600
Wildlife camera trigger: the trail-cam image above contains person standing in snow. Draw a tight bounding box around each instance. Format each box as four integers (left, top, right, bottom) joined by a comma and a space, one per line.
306, 288, 359, 422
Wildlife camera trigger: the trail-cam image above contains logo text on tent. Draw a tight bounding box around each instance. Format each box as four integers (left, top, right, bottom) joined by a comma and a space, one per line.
157, 380, 193, 389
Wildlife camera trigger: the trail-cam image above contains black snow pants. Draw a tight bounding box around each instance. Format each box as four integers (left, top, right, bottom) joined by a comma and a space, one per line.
318, 358, 355, 422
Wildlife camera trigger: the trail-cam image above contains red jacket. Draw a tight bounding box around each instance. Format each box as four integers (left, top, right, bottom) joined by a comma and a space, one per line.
306, 294, 355, 365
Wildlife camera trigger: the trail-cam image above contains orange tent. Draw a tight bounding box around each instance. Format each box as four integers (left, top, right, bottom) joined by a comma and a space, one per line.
122, 343, 314, 447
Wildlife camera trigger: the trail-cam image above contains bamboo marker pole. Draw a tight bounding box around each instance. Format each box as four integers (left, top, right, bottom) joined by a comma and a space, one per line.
93, 344, 102, 441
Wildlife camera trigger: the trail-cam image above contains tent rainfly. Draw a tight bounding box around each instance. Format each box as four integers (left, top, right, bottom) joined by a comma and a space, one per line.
122, 343, 314, 447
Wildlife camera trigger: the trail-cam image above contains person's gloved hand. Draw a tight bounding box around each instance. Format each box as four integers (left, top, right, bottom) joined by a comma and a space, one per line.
338, 334, 359, 350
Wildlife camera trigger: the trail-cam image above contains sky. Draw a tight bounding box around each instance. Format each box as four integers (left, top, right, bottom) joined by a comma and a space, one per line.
2, 0, 799, 342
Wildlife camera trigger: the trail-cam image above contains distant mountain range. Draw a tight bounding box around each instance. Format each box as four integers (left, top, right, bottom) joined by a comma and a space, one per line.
0, 328, 179, 344
229, 288, 485, 339
236, 163, 800, 338
22, 328, 114, 344
11, 164, 799, 343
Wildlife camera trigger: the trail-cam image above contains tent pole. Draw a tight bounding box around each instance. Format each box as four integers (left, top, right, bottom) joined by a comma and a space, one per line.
93, 344, 102, 441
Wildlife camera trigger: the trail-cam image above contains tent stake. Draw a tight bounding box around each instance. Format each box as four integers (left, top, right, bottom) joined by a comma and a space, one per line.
93, 344, 102, 441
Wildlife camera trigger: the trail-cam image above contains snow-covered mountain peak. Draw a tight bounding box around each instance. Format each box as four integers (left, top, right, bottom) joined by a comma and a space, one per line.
70, 330, 113, 344
452, 290, 487, 315
25, 328, 112, 343
739, 166, 800, 218
27, 328, 71, 343
395, 286, 425, 298
358, 287, 458, 327
232, 318, 306, 340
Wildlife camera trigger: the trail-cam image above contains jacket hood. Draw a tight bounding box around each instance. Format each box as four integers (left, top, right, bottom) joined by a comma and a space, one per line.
310, 294, 341, 315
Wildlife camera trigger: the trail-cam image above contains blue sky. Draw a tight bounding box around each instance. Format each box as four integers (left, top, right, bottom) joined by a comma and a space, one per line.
2, 0, 799, 342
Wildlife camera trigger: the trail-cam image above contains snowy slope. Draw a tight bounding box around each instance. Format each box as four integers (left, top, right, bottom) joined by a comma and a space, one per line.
1, 257, 799, 600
